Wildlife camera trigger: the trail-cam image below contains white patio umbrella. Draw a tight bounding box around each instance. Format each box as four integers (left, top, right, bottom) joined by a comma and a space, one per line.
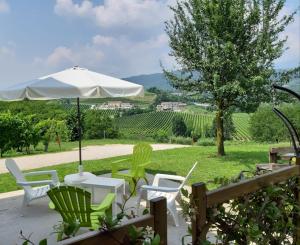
0, 66, 143, 177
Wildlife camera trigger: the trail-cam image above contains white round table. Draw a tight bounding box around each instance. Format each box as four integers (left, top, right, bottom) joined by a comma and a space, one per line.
64, 172, 96, 186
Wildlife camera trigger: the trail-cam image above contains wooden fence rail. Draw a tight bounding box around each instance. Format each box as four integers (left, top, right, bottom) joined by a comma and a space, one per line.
192, 157, 300, 244
59, 197, 167, 245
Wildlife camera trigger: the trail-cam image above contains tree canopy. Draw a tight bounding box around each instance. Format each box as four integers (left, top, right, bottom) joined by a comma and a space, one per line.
164, 0, 295, 155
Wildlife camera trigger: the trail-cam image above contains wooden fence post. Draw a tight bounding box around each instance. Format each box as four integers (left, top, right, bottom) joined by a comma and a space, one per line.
150, 197, 167, 245
295, 157, 300, 245
192, 182, 207, 245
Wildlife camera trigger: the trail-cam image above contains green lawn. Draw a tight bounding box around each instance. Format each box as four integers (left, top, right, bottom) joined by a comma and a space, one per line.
0, 141, 287, 194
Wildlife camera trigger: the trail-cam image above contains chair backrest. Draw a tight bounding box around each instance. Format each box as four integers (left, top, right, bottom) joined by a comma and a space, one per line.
130, 143, 152, 177
179, 162, 198, 190
5, 159, 31, 192
47, 186, 92, 227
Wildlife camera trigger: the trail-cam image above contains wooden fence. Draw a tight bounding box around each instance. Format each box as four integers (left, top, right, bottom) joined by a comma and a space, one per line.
59, 197, 167, 245
192, 157, 300, 244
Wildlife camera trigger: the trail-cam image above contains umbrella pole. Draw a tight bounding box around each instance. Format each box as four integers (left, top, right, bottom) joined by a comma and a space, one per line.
77, 97, 83, 175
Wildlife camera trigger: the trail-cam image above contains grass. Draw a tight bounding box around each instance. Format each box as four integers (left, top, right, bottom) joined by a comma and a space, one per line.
0, 141, 289, 194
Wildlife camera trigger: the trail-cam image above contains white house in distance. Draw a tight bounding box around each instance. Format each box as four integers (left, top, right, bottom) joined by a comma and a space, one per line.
91, 101, 134, 110
156, 102, 187, 112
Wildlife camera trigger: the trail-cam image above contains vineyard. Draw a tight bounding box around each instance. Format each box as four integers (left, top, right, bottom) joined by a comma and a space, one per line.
61, 104, 251, 141
113, 111, 251, 141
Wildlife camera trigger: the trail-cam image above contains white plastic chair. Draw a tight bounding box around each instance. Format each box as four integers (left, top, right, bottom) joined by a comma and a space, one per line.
5, 159, 59, 206
137, 162, 198, 226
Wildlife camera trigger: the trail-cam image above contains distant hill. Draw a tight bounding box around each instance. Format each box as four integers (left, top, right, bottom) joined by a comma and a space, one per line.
124, 70, 299, 93
124, 72, 174, 91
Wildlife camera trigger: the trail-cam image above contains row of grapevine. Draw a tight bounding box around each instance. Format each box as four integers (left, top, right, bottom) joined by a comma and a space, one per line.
232, 113, 251, 141
115, 111, 251, 141
114, 111, 215, 137
61, 107, 251, 141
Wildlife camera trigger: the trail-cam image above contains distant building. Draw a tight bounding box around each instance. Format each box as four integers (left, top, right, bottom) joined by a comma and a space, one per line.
194, 102, 212, 110
156, 102, 187, 112
92, 101, 134, 110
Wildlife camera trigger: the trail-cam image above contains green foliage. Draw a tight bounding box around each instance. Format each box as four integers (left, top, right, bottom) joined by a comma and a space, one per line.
66, 108, 85, 141
209, 113, 236, 140
0, 113, 41, 156
250, 103, 300, 142
126, 225, 160, 245
170, 136, 193, 145
84, 110, 119, 139
164, 0, 295, 154
172, 115, 188, 136
154, 129, 169, 143
0, 101, 67, 121
208, 174, 299, 244
35, 119, 70, 151
196, 138, 215, 146
53, 221, 80, 241
181, 171, 300, 244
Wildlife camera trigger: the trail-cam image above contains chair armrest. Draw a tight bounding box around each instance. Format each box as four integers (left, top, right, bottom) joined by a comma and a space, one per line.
111, 158, 130, 174
152, 174, 185, 186
17, 180, 54, 186
25, 170, 59, 184
140, 185, 179, 193
91, 193, 116, 212
112, 158, 129, 164
24, 170, 57, 176
139, 161, 151, 168
155, 174, 185, 182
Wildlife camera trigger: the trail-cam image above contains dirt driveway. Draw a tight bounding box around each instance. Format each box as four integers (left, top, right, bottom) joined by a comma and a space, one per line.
0, 144, 189, 173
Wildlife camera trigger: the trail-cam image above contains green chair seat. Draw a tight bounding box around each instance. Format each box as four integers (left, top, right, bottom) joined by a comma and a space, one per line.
47, 186, 115, 230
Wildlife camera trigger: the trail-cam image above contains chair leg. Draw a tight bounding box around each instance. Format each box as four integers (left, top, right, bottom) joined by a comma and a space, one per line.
168, 202, 180, 227
22, 194, 29, 207
136, 194, 142, 214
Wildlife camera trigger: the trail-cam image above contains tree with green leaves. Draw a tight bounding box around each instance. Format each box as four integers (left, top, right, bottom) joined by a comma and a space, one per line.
164, 0, 295, 155
172, 115, 187, 136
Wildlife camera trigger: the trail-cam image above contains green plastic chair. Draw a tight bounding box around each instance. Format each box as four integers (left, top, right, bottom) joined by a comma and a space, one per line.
47, 186, 115, 230
111, 143, 152, 195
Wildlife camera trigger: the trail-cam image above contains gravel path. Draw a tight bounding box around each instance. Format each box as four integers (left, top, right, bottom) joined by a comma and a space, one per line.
0, 144, 189, 174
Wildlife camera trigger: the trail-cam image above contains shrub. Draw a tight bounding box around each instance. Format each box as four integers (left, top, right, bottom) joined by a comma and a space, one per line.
154, 130, 169, 143
84, 110, 119, 139
190, 130, 201, 142
250, 103, 300, 142
172, 115, 187, 136
35, 119, 70, 152
0, 112, 41, 156
66, 108, 85, 141
196, 138, 215, 146
170, 136, 193, 145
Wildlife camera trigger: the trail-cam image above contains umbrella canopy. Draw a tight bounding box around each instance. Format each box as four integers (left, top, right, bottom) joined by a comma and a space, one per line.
0, 66, 144, 101
0, 66, 144, 176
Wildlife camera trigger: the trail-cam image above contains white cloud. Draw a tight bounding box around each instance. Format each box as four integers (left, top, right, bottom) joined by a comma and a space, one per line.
93, 35, 115, 46
276, 7, 300, 68
0, 45, 14, 58
33, 33, 174, 77
35, 44, 104, 69
0, 0, 9, 13
46, 46, 75, 66
54, 0, 175, 31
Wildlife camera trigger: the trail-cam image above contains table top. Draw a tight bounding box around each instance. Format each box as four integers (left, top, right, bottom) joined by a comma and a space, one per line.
81, 176, 125, 188
64, 172, 96, 185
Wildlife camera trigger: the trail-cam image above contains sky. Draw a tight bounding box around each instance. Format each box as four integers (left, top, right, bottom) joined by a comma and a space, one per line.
0, 0, 299, 87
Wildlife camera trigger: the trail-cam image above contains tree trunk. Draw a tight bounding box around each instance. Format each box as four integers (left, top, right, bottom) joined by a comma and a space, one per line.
216, 107, 225, 156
